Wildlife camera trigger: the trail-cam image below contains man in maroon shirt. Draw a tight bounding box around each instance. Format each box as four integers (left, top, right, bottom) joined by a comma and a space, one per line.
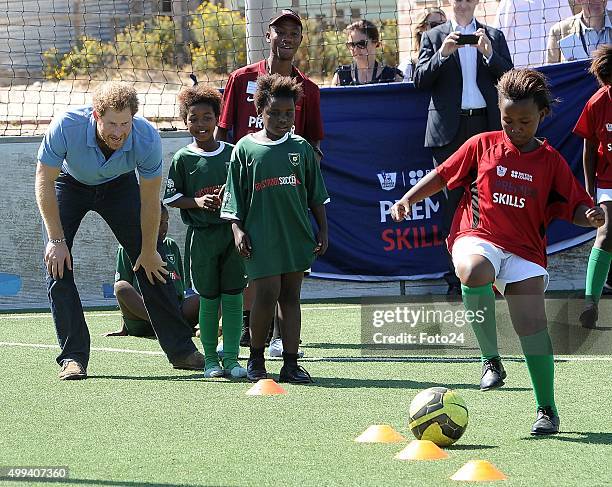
216, 9, 324, 350
216, 9, 323, 151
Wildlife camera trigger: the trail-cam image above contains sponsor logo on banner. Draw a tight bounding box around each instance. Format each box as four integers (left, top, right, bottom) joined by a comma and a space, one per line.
497, 165, 507, 177
377, 171, 397, 191
288, 153, 300, 166
407, 170, 425, 186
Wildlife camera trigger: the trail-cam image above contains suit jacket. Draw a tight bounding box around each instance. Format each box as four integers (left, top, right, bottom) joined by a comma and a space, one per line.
546, 11, 612, 64
414, 20, 513, 148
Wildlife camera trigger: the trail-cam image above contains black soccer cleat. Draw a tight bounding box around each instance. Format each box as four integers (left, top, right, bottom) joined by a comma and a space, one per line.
279, 363, 313, 384
480, 357, 507, 391
531, 406, 560, 435
579, 303, 598, 329
246, 356, 267, 382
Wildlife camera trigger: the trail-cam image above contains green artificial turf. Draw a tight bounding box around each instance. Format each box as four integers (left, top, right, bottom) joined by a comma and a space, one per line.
0, 305, 610, 487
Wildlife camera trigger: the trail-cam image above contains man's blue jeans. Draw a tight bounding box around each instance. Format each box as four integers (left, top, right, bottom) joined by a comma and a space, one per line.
47, 171, 196, 368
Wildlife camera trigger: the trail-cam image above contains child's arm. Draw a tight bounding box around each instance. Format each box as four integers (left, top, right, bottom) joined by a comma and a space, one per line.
310, 204, 328, 256
231, 221, 252, 259
391, 170, 447, 222
167, 194, 221, 212
582, 139, 598, 200
573, 204, 605, 228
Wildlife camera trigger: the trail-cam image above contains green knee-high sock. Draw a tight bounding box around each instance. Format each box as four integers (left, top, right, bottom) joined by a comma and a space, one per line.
199, 296, 221, 370
221, 292, 243, 370
519, 328, 556, 414
461, 284, 498, 361
585, 247, 612, 305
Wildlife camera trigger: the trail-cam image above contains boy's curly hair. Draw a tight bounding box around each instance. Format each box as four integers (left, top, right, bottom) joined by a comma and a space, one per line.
92, 81, 139, 116
177, 85, 222, 121
254, 73, 303, 114
497, 68, 557, 111
590, 45, 612, 86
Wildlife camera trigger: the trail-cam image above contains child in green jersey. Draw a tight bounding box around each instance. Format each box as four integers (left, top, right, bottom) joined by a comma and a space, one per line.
164, 86, 247, 379
105, 203, 200, 338
221, 74, 329, 384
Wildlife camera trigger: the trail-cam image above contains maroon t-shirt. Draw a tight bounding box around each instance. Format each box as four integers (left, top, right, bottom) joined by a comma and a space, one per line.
436, 131, 592, 268
218, 59, 324, 143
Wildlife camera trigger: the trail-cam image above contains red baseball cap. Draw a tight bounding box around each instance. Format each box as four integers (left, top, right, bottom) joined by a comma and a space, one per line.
269, 9, 302, 27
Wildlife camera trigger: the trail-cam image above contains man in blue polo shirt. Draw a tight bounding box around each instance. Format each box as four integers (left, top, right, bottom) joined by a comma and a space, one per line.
35, 81, 204, 380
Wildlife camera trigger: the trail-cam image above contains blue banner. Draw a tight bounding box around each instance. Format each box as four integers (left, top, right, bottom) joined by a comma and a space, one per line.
313, 60, 597, 281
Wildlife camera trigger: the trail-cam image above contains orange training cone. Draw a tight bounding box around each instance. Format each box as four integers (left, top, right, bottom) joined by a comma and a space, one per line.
246, 379, 287, 396
354, 425, 406, 443
451, 460, 508, 481
395, 440, 449, 460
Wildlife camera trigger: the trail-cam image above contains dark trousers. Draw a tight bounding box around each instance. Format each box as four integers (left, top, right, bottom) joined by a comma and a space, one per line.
431, 114, 488, 285
47, 172, 196, 368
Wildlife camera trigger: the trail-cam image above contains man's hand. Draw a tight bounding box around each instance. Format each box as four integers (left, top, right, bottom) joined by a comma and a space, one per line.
586, 207, 605, 228
440, 31, 460, 58
475, 28, 492, 59
232, 225, 252, 259
133, 251, 169, 284
314, 230, 328, 256
45, 241, 72, 279
391, 197, 411, 222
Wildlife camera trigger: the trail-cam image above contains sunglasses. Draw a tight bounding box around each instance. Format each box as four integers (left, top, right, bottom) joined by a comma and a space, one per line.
346, 40, 369, 49
426, 21, 445, 28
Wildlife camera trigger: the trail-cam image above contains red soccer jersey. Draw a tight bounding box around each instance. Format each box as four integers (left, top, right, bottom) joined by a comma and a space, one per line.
218, 60, 324, 143
573, 85, 612, 188
436, 131, 592, 268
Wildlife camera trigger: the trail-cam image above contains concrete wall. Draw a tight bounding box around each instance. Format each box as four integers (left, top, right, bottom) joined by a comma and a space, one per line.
0, 132, 192, 310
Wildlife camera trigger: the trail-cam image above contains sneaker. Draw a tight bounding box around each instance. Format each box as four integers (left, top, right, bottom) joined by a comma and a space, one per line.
204, 365, 224, 378
480, 357, 506, 391
216, 341, 224, 360
171, 350, 205, 370
246, 356, 267, 382
279, 363, 313, 384
531, 406, 560, 435
579, 303, 598, 329
58, 360, 87, 380
268, 337, 304, 358
226, 364, 247, 379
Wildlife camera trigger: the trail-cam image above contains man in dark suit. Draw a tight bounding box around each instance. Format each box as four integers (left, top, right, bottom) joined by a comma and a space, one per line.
414, 0, 513, 294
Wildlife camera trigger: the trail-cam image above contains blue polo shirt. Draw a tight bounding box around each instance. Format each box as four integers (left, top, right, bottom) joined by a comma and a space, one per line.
37, 106, 163, 185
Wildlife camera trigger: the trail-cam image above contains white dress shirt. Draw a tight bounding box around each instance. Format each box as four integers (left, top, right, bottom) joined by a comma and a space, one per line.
494, 0, 573, 67
449, 19, 487, 110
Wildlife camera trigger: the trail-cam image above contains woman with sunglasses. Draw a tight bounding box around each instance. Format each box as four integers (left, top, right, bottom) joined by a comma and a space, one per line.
398, 7, 447, 81
332, 19, 402, 86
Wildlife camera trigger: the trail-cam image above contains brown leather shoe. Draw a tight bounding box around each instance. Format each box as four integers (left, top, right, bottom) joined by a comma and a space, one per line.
59, 360, 87, 380
172, 350, 204, 370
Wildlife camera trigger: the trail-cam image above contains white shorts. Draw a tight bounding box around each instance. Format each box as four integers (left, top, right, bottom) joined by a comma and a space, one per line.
596, 187, 612, 204
451, 236, 549, 295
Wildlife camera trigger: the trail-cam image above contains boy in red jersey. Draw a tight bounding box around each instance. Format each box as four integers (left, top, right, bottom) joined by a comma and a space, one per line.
391, 69, 604, 435
573, 45, 612, 329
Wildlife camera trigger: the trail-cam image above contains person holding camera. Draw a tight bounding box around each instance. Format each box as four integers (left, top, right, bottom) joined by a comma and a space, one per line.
414, 0, 513, 295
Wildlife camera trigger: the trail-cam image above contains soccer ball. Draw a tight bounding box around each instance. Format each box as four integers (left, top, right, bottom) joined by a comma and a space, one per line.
408, 387, 468, 447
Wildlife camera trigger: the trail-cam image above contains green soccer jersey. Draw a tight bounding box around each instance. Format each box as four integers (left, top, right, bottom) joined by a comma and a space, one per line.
163, 142, 234, 227
115, 237, 185, 301
221, 132, 329, 280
